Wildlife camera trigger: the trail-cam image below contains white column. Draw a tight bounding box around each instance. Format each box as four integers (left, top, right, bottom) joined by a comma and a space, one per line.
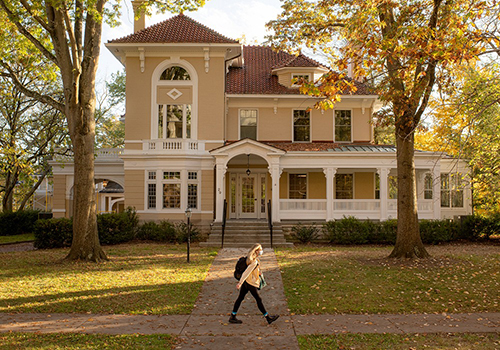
269, 163, 282, 223
378, 167, 389, 221
433, 165, 441, 219
323, 167, 337, 221
214, 161, 227, 222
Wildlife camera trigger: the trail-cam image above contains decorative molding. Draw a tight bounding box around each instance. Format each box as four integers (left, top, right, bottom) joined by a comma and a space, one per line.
138, 47, 145, 73
167, 88, 183, 100
273, 98, 278, 114
204, 47, 210, 73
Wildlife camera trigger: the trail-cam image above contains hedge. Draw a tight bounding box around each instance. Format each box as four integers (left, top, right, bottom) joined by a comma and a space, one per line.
0, 210, 40, 236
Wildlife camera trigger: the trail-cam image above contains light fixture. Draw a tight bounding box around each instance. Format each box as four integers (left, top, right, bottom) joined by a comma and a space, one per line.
246, 154, 251, 176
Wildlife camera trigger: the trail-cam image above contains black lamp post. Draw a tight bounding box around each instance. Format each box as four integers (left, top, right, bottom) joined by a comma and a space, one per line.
185, 207, 192, 263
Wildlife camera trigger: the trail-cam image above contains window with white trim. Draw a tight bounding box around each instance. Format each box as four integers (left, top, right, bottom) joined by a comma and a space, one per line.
375, 173, 380, 199
289, 174, 307, 199
335, 174, 353, 199
158, 104, 191, 139
240, 109, 257, 140
162, 171, 181, 209
335, 110, 352, 142
293, 110, 310, 142
441, 173, 464, 207
147, 171, 157, 209
187, 171, 198, 209
424, 173, 433, 200
291, 73, 310, 86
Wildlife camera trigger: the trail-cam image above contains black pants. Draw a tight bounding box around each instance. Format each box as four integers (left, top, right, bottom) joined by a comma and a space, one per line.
232, 281, 267, 315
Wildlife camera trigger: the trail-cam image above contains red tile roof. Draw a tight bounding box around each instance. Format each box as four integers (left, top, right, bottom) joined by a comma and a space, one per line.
226, 46, 373, 95
108, 14, 238, 44
272, 53, 328, 70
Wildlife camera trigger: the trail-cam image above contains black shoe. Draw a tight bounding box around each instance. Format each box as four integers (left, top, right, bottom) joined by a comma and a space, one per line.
229, 314, 242, 324
266, 315, 279, 325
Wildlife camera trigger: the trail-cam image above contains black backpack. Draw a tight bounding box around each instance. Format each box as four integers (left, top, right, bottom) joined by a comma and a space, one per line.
234, 256, 247, 281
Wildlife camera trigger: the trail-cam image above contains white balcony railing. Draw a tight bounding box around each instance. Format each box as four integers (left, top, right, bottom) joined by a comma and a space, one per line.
144, 139, 205, 152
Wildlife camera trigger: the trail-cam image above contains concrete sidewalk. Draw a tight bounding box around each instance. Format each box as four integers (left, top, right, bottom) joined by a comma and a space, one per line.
0, 248, 499, 349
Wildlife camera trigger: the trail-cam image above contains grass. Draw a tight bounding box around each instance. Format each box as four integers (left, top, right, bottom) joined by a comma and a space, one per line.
276, 244, 499, 314
298, 333, 500, 350
0, 333, 177, 350
0, 233, 34, 244
0, 243, 217, 315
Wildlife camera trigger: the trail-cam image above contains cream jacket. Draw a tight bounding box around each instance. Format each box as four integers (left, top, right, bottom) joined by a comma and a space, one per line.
239, 259, 261, 288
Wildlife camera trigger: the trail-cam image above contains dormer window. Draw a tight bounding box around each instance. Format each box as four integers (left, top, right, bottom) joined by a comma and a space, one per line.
291, 73, 310, 87
160, 66, 191, 80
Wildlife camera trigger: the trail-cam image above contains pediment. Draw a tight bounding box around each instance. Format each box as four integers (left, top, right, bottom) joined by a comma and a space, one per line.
210, 139, 286, 157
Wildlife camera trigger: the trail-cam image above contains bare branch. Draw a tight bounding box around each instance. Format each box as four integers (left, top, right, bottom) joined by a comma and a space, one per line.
19, 0, 51, 33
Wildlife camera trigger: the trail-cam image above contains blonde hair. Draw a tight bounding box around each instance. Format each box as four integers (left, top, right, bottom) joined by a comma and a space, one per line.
246, 243, 262, 264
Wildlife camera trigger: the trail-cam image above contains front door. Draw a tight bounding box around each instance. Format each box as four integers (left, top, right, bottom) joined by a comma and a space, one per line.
232, 173, 267, 219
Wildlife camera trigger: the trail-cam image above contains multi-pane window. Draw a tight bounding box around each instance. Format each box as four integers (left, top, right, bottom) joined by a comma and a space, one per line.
335, 110, 352, 142
441, 173, 464, 208
289, 174, 307, 199
335, 174, 353, 199
146, 170, 199, 210
158, 104, 191, 139
293, 110, 310, 142
187, 171, 198, 209
292, 74, 310, 86
147, 171, 157, 209
240, 110, 257, 140
424, 173, 433, 199
388, 175, 398, 199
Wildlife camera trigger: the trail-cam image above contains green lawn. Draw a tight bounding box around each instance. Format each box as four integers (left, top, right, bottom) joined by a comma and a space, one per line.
277, 244, 499, 314
0, 243, 217, 315
0, 233, 34, 244
298, 333, 500, 350
0, 333, 177, 350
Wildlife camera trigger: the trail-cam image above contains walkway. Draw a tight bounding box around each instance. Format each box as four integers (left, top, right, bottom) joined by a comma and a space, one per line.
0, 248, 499, 349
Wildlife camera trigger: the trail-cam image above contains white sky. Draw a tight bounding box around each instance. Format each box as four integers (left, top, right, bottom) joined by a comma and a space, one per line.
97, 0, 284, 81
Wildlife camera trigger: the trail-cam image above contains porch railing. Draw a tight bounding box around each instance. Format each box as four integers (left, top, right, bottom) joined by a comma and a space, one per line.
280, 199, 327, 220
144, 139, 205, 152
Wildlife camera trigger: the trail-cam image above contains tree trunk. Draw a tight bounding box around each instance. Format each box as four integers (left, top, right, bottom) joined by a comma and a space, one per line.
389, 130, 430, 258
2, 168, 17, 213
64, 116, 107, 262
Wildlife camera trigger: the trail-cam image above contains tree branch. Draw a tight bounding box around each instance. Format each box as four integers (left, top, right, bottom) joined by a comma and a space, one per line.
19, 0, 51, 33
0, 61, 65, 113
0, 0, 58, 65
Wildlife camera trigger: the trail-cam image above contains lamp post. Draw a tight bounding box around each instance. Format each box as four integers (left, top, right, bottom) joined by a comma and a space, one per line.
185, 207, 192, 263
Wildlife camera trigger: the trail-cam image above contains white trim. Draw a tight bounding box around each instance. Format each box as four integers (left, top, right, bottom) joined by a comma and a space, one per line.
52, 209, 66, 213
238, 108, 258, 140
333, 109, 353, 143
226, 94, 378, 99
292, 109, 311, 142
151, 59, 198, 140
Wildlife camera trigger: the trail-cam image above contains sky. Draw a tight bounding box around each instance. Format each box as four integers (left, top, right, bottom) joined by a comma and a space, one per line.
97, 0, 284, 82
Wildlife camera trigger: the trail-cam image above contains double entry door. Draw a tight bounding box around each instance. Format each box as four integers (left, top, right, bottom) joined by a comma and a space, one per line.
229, 173, 267, 219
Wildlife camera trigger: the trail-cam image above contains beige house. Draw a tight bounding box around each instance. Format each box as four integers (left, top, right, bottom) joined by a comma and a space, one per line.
48, 13, 471, 234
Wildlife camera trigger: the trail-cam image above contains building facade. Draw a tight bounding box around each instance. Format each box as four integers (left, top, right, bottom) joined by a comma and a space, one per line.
48, 14, 472, 231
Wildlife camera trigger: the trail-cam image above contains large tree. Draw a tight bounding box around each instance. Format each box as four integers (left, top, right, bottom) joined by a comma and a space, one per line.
0, 0, 206, 261
416, 63, 500, 213
267, 0, 498, 258
0, 64, 67, 213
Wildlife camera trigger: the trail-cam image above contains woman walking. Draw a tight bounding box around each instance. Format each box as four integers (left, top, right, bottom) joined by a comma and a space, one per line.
229, 243, 279, 325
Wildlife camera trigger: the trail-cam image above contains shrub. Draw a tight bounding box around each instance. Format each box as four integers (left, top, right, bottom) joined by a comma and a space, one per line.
419, 219, 458, 244
34, 218, 73, 249
459, 214, 500, 240
374, 219, 397, 244
327, 216, 370, 245
322, 220, 337, 243
174, 222, 200, 243
137, 220, 176, 242
0, 210, 40, 236
290, 222, 319, 243
97, 208, 139, 245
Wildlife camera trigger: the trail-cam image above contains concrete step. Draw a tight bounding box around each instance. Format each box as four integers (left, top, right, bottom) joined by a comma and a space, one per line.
200, 241, 293, 248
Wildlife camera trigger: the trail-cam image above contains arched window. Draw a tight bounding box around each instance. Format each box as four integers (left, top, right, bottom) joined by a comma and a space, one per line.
160, 66, 191, 80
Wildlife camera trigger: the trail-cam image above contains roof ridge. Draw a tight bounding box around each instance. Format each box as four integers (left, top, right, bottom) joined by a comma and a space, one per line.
108, 13, 238, 44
